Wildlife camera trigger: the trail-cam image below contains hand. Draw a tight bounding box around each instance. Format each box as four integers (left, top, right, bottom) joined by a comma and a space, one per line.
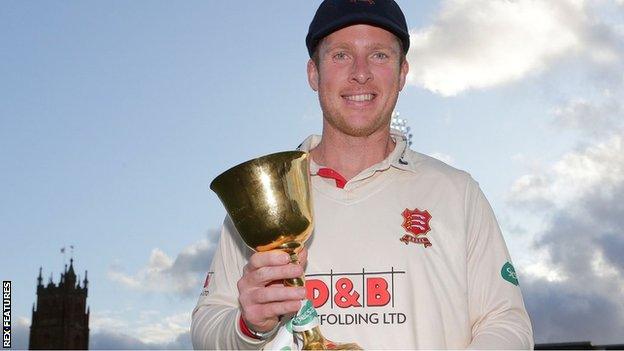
237, 248, 308, 333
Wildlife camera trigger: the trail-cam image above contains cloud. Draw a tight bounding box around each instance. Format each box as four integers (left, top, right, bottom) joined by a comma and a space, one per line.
89, 309, 130, 331
509, 135, 624, 210
407, 0, 622, 96
508, 116, 624, 343
89, 330, 191, 350
7, 317, 30, 350
552, 93, 624, 138
108, 230, 220, 298
519, 178, 624, 343
100, 231, 219, 348
133, 312, 190, 345
90, 331, 155, 350
10, 312, 193, 350
89, 310, 192, 349
522, 278, 624, 344
506, 26, 624, 335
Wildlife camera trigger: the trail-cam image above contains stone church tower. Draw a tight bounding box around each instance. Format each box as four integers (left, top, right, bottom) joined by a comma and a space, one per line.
29, 259, 90, 349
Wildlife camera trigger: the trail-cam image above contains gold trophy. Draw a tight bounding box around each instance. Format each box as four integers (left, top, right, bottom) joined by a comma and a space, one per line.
210, 151, 361, 350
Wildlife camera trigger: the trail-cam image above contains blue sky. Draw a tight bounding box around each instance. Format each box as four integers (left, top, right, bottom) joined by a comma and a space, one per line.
2, 1, 623, 348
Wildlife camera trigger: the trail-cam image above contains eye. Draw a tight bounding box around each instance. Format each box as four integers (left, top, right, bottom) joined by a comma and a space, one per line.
332, 51, 349, 61
372, 52, 389, 60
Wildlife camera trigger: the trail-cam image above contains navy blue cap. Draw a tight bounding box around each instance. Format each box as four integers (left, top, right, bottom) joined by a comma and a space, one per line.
306, 0, 410, 57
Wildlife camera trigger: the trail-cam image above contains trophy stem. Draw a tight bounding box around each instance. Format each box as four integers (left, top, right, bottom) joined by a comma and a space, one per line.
279, 242, 305, 287
280, 243, 362, 350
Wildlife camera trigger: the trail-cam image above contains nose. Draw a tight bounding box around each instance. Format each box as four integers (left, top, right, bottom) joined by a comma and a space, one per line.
350, 55, 372, 84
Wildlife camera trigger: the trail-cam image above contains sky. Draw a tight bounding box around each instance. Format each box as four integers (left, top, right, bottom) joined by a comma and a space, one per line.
1, 0, 623, 349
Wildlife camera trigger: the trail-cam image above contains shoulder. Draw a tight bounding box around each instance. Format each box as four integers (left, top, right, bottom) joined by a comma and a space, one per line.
400, 149, 474, 187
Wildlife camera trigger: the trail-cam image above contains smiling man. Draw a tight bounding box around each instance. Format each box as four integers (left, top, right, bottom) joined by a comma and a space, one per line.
307, 23, 408, 182
191, 1, 533, 349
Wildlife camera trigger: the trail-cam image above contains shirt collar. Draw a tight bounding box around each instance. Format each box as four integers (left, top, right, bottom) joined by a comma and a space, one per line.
297, 129, 414, 178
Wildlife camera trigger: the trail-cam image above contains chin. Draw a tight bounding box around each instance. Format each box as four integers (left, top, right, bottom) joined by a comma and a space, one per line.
322, 104, 392, 137
333, 119, 388, 138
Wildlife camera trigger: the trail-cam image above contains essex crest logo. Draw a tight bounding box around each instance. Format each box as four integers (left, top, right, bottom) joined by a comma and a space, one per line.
400, 208, 432, 248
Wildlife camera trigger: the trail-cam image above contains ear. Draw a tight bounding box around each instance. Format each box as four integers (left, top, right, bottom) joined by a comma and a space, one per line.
307, 59, 319, 92
398, 59, 409, 91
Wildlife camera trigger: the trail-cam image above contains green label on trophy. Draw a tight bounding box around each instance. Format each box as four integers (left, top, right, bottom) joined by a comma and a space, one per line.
292, 300, 320, 332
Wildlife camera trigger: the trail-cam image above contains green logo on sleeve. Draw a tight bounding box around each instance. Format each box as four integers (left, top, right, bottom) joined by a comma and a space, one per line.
501, 262, 519, 286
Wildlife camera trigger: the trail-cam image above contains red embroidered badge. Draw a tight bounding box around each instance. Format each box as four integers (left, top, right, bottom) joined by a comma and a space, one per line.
400, 208, 433, 248
401, 208, 431, 235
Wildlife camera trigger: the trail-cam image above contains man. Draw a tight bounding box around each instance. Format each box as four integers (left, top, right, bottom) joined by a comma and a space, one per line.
192, 0, 533, 349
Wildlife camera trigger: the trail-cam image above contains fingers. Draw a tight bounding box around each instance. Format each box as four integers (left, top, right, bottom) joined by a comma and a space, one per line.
246, 299, 302, 321
239, 286, 304, 319
242, 299, 302, 332
242, 262, 303, 288
245, 248, 308, 270
247, 251, 290, 271
238, 249, 309, 332
243, 250, 307, 286
253, 264, 304, 286
298, 247, 308, 267
252, 286, 306, 304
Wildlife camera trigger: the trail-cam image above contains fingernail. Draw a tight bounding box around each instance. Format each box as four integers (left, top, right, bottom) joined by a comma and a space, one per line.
298, 287, 306, 298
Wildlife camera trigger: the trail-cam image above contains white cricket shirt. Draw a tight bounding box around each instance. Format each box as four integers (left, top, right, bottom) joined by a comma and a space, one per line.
191, 132, 533, 349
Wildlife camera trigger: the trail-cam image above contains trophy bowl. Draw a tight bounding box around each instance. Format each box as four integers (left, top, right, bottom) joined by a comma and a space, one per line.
210, 151, 312, 254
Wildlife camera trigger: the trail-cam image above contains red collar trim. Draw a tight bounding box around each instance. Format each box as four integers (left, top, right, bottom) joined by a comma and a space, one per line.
317, 168, 347, 189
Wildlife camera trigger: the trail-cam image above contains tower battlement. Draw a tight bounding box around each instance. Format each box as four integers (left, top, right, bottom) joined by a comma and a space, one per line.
29, 259, 89, 350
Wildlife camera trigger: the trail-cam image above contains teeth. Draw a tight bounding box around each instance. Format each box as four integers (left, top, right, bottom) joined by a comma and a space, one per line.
344, 94, 374, 102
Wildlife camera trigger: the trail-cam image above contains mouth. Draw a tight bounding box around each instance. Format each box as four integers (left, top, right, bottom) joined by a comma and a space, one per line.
342, 93, 376, 102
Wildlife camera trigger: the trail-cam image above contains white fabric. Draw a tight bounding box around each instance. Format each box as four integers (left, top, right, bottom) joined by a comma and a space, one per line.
191, 132, 533, 349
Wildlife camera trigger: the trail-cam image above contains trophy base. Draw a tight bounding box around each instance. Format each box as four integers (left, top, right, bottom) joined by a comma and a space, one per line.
300, 327, 362, 350
307, 341, 362, 350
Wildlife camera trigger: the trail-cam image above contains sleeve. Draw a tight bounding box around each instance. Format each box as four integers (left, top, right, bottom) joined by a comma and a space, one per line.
190, 216, 268, 350
464, 179, 534, 350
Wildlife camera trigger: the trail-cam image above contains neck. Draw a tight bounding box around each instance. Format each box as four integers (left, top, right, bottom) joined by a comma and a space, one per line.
310, 126, 395, 181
